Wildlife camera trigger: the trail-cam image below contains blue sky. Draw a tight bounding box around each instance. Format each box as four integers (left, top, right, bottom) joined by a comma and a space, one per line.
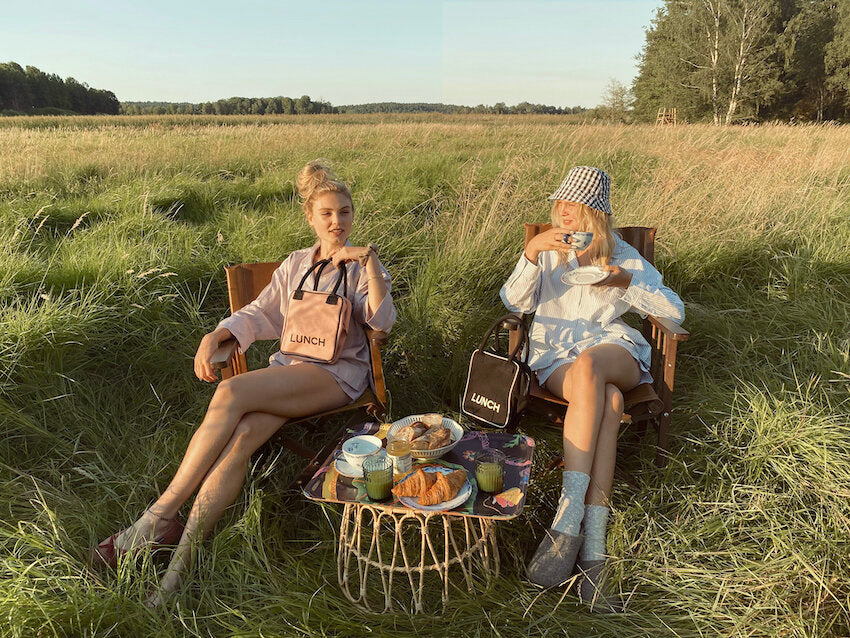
3, 0, 662, 107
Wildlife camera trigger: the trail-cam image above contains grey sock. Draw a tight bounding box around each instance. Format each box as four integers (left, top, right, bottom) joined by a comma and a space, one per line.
551, 471, 590, 536
580, 504, 610, 561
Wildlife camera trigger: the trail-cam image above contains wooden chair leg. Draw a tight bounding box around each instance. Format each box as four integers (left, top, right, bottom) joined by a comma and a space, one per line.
279, 437, 318, 461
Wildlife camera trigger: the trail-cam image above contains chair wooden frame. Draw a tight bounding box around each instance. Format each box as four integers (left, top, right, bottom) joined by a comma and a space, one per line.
510, 225, 689, 467
208, 261, 389, 488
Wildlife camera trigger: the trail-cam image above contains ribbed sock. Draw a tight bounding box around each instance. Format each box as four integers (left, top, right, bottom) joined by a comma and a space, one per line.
550, 471, 590, 536
579, 504, 610, 561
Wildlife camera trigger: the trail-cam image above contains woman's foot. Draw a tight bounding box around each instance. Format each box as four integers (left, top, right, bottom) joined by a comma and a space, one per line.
575, 558, 623, 613
526, 529, 584, 588
90, 508, 183, 570
113, 508, 179, 551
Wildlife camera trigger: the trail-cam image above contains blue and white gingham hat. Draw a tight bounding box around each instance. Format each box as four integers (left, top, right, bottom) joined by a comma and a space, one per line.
547, 166, 612, 215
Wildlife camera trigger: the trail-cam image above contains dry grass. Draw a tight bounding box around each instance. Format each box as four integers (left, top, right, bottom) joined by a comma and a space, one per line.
0, 115, 848, 637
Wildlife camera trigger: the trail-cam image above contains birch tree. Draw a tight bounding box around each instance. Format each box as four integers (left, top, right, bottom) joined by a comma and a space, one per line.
634, 0, 781, 123
724, 0, 781, 124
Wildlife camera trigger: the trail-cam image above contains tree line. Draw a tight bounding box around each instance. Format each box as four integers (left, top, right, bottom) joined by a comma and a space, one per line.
0, 62, 119, 115
122, 98, 587, 116
633, 0, 850, 123
337, 102, 587, 115
121, 96, 335, 115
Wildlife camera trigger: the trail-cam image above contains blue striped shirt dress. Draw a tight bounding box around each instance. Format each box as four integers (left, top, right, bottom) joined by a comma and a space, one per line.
499, 236, 685, 386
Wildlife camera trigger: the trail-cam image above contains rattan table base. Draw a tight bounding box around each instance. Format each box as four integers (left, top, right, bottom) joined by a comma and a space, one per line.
337, 503, 500, 614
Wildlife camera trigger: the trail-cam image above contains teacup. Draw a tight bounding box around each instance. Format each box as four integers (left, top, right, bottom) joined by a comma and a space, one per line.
341, 435, 382, 471
563, 231, 593, 249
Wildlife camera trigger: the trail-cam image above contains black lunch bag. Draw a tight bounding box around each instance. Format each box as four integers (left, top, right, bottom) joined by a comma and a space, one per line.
461, 314, 532, 429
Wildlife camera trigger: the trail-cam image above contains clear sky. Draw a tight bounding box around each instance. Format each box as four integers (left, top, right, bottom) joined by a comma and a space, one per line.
2, 0, 662, 107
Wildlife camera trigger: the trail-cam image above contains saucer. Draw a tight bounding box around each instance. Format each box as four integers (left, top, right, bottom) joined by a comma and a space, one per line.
333, 457, 365, 479
561, 266, 609, 286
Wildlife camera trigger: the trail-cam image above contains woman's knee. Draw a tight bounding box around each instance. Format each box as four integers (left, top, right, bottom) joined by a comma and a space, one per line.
229, 414, 278, 455
570, 352, 602, 384
605, 383, 624, 418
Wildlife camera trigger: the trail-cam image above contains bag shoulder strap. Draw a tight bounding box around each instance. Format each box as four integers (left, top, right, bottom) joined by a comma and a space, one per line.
477, 314, 529, 364
293, 259, 348, 303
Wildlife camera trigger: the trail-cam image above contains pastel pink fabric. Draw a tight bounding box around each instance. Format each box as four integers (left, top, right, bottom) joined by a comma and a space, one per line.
280, 284, 351, 363
217, 241, 396, 400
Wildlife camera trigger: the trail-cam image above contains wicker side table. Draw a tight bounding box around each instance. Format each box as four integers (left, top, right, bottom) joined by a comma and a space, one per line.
304, 423, 534, 614
337, 503, 499, 613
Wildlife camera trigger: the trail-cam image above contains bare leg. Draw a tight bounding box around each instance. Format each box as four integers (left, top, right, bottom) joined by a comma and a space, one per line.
152, 363, 349, 598
113, 373, 267, 550
585, 384, 625, 506
544, 344, 640, 475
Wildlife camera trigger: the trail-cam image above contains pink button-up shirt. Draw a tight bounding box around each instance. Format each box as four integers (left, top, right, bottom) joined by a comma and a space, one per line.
217, 241, 396, 400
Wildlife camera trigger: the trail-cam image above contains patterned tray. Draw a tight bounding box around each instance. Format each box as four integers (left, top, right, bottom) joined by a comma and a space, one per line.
303, 422, 535, 520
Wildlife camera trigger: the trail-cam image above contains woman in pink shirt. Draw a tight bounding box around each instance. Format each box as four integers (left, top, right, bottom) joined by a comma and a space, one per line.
92, 160, 396, 603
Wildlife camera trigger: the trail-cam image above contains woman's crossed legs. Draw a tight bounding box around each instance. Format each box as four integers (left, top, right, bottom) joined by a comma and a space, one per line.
544, 343, 640, 505
108, 363, 350, 596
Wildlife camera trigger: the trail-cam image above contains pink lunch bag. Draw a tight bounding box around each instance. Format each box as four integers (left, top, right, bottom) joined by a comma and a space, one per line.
280, 259, 351, 364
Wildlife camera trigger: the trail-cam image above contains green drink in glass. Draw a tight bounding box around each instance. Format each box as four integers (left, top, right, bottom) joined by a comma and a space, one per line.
363, 454, 393, 501
475, 450, 506, 493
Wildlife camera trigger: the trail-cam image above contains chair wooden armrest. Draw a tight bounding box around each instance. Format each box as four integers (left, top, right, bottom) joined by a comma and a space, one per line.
505, 312, 527, 354
366, 329, 388, 346
648, 315, 689, 341
210, 338, 239, 370
365, 329, 388, 412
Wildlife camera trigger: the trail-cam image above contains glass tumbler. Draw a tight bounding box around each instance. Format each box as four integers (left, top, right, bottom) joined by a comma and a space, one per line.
474, 450, 506, 493
362, 453, 393, 501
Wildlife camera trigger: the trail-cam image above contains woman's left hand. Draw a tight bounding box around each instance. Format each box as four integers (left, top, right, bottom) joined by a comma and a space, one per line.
594, 265, 633, 288
330, 246, 371, 268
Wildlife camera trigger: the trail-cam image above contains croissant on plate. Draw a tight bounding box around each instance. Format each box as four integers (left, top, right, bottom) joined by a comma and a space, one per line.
419, 469, 467, 506
391, 468, 437, 498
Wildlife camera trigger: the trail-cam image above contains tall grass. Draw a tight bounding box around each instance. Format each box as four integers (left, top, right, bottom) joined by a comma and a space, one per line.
1, 116, 848, 637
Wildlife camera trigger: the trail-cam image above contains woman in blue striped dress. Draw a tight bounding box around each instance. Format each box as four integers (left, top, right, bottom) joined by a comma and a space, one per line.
500, 166, 684, 611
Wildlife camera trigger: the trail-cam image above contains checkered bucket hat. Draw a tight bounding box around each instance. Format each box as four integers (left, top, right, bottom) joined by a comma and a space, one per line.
547, 166, 612, 215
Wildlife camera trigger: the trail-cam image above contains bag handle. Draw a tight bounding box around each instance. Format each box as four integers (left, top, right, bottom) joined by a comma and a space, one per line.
293, 258, 348, 303
477, 314, 529, 364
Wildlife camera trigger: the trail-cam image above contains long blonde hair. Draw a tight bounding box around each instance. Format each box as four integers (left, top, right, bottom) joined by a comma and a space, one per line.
550, 202, 616, 266
296, 159, 353, 216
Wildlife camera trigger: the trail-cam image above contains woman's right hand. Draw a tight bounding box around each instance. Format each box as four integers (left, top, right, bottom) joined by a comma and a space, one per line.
194, 328, 232, 382
524, 228, 569, 265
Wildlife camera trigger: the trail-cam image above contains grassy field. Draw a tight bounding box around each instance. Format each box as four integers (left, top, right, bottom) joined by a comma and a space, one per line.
1, 115, 848, 637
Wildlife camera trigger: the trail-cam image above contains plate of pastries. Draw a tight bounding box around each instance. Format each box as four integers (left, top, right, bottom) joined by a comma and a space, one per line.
391, 466, 472, 511
387, 413, 464, 459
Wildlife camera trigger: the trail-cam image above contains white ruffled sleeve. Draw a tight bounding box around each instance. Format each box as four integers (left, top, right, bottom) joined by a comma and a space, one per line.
610, 250, 684, 323
500, 253, 543, 314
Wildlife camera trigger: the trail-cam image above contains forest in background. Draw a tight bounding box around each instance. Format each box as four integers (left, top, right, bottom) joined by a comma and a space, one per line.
4, 0, 850, 123
633, 0, 850, 123
119, 98, 587, 116
0, 62, 119, 116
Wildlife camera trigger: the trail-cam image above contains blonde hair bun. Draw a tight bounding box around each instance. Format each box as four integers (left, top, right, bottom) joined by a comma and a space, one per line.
297, 159, 337, 200
295, 159, 352, 214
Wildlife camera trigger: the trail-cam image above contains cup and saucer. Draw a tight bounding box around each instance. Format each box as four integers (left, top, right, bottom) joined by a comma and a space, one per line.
333, 434, 383, 478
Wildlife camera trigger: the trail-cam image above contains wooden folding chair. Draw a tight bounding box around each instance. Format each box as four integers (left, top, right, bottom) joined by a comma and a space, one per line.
208, 261, 389, 488
510, 225, 689, 467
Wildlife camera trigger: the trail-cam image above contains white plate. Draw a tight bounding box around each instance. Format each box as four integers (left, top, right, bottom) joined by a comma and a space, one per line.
387, 415, 465, 459
398, 467, 473, 511
333, 457, 365, 479
561, 266, 609, 286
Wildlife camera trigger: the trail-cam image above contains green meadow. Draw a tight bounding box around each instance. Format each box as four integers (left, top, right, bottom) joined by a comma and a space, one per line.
1, 115, 848, 637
